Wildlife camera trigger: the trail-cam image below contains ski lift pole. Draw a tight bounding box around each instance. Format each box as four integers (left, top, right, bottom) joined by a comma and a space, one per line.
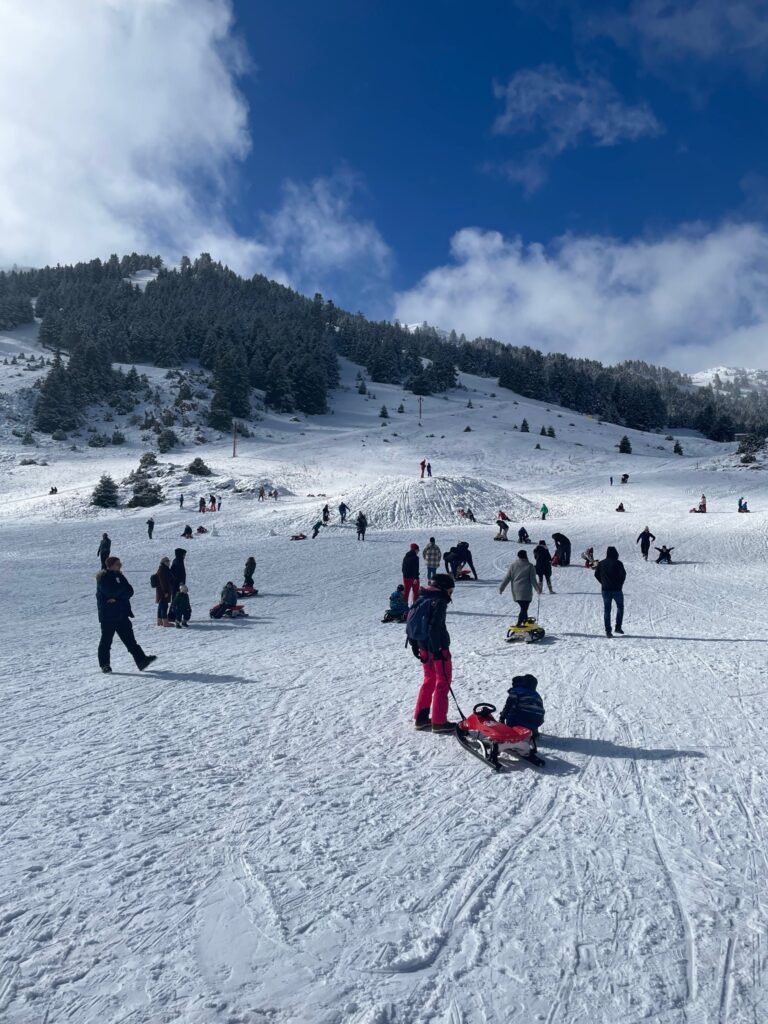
232, 419, 237, 458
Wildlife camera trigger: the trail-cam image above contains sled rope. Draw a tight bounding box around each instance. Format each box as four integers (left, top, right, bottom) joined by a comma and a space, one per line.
449, 686, 466, 721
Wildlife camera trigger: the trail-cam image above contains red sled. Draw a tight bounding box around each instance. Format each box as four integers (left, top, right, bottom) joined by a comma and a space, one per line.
209, 603, 248, 620
291, 533, 307, 541
551, 552, 560, 567
236, 585, 259, 597
455, 569, 473, 581
456, 703, 544, 770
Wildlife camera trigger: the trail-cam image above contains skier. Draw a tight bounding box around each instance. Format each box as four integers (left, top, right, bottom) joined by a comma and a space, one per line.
338, 501, 349, 523
540, 502, 549, 521
170, 585, 191, 628
636, 527, 656, 560
655, 545, 674, 564
383, 584, 409, 622
426, 461, 432, 478
500, 674, 545, 736
594, 546, 626, 637
495, 519, 509, 540
198, 497, 206, 513
311, 519, 324, 539
402, 543, 421, 605
170, 548, 187, 600
356, 512, 368, 541
146, 517, 154, 540
533, 539, 554, 594
243, 556, 256, 588
452, 541, 478, 580
97, 532, 111, 570
499, 550, 542, 627
420, 459, 427, 479
220, 581, 238, 610
96, 556, 156, 673
422, 537, 442, 582
409, 573, 456, 733
518, 527, 531, 544
551, 532, 571, 566
322, 504, 330, 523
179, 494, 184, 509
154, 556, 173, 626
181, 525, 193, 539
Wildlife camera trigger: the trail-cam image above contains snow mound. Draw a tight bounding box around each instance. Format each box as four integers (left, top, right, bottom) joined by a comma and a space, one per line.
340, 475, 536, 528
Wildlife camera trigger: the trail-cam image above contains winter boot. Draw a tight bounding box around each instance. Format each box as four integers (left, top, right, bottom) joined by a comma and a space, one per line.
175, 621, 182, 629
431, 721, 456, 734
138, 655, 157, 671
615, 626, 625, 634
101, 665, 112, 673
605, 629, 613, 637
414, 708, 432, 731
181, 620, 189, 628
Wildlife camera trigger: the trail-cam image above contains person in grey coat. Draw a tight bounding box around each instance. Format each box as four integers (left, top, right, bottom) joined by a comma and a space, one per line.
499, 550, 542, 626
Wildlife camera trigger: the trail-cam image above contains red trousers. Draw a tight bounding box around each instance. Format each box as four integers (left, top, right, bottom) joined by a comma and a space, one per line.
414, 649, 452, 726
403, 577, 420, 604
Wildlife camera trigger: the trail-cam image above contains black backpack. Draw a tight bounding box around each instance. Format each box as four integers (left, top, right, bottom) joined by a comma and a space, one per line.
150, 573, 159, 588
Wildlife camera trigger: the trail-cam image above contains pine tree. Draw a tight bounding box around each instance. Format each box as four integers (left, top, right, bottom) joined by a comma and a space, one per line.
618, 435, 632, 454
379, 405, 389, 418
265, 353, 295, 412
540, 425, 546, 435
92, 474, 119, 507
357, 379, 367, 395
34, 352, 78, 433
521, 418, 530, 432
547, 426, 556, 438
467, 400, 473, 409
397, 402, 404, 413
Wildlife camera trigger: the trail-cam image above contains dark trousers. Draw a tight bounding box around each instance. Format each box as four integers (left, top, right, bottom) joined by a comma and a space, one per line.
537, 570, 553, 593
147, 527, 154, 539
426, 565, 436, 581
640, 543, 650, 561
157, 600, 168, 621
602, 591, 624, 632
516, 599, 531, 626
100, 556, 108, 570
558, 542, 571, 566
99, 620, 147, 669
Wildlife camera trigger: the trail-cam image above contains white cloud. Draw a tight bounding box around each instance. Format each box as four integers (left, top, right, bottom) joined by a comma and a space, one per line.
491, 65, 661, 190
586, 0, 768, 67
0, 0, 391, 299
393, 223, 768, 371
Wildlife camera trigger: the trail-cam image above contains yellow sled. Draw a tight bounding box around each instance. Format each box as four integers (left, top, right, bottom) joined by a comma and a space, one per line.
506, 618, 546, 644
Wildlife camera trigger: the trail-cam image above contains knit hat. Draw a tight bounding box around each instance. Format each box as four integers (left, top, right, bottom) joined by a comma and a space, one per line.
410, 543, 419, 551
396, 583, 405, 592
512, 673, 539, 691
161, 556, 170, 565
518, 550, 529, 559
432, 573, 455, 592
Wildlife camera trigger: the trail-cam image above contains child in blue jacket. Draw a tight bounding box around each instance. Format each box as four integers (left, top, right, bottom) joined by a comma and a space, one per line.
500, 674, 545, 736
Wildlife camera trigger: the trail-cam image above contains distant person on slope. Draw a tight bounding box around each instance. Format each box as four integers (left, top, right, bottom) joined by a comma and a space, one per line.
422, 537, 441, 581
96, 556, 156, 673
179, 494, 184, 509
181, 525, 193, 539
312, 519, 324, 539
655, 545, 674, 564
410, 574, 456, 733
146, 517, 154, 540
552, 532, 571, 566
594, 546, 626, 637
636, 527, 655, 560
338, 501, 349, 523
540, 503, 549, 521
322, 504, 330, 523
533, 539, 554, 594
581, 546, 596, 568
499, 550, 542, 627
97, 532, 111, 570
426, 461, 432, 477
154, 556, 173, 626
464, 506, 476, 523
615, 502, 626, 512
356, 512, 368, 541
243, 557, 256, 588
198, 497, 206, 513
518, 526, 531, 544
402, 543, 421, 605
420, 459, 427, 479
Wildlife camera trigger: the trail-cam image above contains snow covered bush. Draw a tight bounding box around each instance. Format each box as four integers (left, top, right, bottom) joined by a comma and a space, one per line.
92, 474, 119, 508
187, 457, 212, 476
157, 428, 179, 453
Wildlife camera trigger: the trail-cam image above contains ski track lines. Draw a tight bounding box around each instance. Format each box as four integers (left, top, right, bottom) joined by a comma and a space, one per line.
3, 467, 768, 1022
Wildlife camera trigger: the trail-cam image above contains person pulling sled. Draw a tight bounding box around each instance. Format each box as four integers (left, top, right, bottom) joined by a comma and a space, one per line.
408, 574, 456, 733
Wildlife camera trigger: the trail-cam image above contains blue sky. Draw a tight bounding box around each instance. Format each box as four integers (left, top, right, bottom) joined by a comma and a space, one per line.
4, 0, 768, 370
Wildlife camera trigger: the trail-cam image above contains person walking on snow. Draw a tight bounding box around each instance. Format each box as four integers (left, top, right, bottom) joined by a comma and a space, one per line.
499, 550, 542, 626
96, 556, 156, 673
422, 537, 442, 581
552, 532, 571, 566
338, 501, 349, 523
146, 517, 155, 540
97, 533, 111, 570
540, 503, 549, 521
594, 546, 626, 637
312, 519, 324, 539
402, 543, 421, 605
533, 539, 555, 594
179, 494, 184, 509
322, 504, 330, 523
243, 556, 256, 588
198, 497, 206, 513
155, 556, 173, 626
356, 512, 368, 541
258, 486, 265, 501
420, 459, 427, 479
411, 574, 456, 733
426, 461, 432, 477
636, 527, 655, 561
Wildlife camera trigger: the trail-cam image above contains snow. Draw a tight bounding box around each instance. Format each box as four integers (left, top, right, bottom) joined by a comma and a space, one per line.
2, 342, 768, 1023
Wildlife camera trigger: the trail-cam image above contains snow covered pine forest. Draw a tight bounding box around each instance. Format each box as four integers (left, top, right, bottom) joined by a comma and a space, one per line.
2, 285, 768, 1024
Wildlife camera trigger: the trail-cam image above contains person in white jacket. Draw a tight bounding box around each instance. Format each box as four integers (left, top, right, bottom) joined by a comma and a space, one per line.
499, 550, 542, 626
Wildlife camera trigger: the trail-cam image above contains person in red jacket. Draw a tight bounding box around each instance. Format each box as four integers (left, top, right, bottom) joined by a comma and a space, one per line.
420, 459, 426, 479
402, 543, 421, 604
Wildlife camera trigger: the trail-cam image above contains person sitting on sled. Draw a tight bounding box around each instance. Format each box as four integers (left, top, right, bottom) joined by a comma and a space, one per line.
500, 674, 545, 738
181, 524, 193, 539
615, 502, 626, 512
581, 546, 595, 567
655, 545, 674, 564
738, 497, 750, 513
170, 585, 191, 628
384, 584, 409, 622
221, 581, 238, 609
518, 526, 531, 544
196, 525, 208, 534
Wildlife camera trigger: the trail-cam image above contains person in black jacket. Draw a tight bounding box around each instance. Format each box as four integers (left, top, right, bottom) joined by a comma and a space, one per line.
356, 512, 367, 541
594, 546, 627, 637
170, 548, 187, 599
146, 518, 154, 540
243, 556, 256, 588
412, 574, 455, 733
451, 541, 478, 579
533, 540, 554, 593
636, 527, 656, 560
97, 533, 111, 569
402, 543, 421, 605
96, 556, 156, 672
655, 545, 674, 564
551, 532, 571, 566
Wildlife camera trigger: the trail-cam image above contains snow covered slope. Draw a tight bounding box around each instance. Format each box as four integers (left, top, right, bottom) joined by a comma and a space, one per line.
2, 335, 768, 1023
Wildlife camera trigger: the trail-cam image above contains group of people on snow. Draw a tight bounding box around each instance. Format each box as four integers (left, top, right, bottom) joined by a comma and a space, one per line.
419, 459, 432, 478
153, 548, 189, 627
197, 494, 222, 513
